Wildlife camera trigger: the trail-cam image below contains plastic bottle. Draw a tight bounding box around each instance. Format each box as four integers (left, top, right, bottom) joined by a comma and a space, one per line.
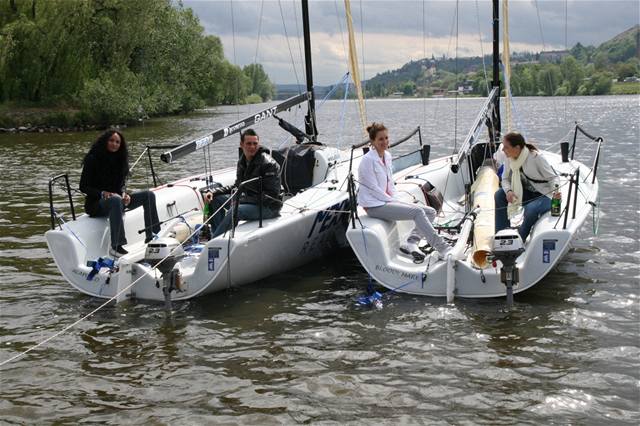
200, 195, 212, 241
551, 184, 561, 216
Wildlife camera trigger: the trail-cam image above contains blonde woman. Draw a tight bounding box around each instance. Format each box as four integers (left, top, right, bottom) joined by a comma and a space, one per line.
357, 122, 450, 261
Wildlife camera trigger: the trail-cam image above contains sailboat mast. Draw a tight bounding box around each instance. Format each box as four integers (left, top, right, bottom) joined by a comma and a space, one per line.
301, 0, 318, 142
491, 0, 502, 139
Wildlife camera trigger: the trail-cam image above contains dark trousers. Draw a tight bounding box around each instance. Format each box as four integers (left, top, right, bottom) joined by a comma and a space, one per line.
209, 194, 279, 238
93, 190, 160, 248
495, 188, 551, 241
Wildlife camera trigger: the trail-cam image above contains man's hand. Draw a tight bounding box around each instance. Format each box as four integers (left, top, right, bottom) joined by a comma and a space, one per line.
506, 190, 517, 203
123, 193, 131, 206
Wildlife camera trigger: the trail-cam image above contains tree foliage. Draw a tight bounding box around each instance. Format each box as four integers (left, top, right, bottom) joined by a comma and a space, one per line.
0, 0, 274, 124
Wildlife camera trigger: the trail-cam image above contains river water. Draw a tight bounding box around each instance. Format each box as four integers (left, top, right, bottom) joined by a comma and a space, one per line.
0, 96, 638, 424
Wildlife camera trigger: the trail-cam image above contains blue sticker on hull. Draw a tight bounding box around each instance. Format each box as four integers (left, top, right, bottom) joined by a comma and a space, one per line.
542, 239, 557, 264
208, 247, 220, 271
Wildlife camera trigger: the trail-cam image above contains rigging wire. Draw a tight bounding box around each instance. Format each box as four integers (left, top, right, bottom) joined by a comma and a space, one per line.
358, 0, 367, 108
421, 0, 427, 130
292, 0, 306, 81
433, 0, 460, 139
334, 1, 349, 65
533, 0, 560, 119
250, 0, 266, 95
564, 0, 568, 124
474, 0, 491, 96
453, 0, 459, 154
230, 0, 241, 118
278, 0, 302, 90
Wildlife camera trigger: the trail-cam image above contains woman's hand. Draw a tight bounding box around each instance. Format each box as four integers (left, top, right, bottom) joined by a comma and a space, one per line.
123, 193, 131, 206
506, 190, 517, 203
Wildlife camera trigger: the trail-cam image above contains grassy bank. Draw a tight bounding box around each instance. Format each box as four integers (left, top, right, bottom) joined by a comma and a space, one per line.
611, 82, 640, 95
0, 103, 91, 131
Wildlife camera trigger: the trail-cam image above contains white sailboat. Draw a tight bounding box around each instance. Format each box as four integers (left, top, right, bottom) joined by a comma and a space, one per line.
345, 0, 603, 303
44, 0, 372, 304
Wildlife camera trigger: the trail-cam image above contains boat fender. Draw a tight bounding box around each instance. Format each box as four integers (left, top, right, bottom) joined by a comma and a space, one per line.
169, 215, 202, 243
85, 257, 115, 281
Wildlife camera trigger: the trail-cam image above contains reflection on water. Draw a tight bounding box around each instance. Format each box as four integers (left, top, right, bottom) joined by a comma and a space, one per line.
0, 96, 639, 423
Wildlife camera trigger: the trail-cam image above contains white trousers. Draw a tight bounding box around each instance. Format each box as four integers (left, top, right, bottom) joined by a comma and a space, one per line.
366, 201, 447, 251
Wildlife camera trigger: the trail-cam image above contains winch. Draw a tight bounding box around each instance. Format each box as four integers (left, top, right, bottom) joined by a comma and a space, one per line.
145, 237, 185, 309
490, 229, 524, 308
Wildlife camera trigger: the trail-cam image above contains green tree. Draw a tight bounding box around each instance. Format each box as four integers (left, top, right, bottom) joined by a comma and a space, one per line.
401, 81, 416, 95
243, 63, 274, 102
0, 0, 274, 124
560, 56, 584, 95
536, 64, 562, 96
615, 59, 639, 80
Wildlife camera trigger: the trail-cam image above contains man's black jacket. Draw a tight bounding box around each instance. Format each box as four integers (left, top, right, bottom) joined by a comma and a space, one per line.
213, 147, 282, 210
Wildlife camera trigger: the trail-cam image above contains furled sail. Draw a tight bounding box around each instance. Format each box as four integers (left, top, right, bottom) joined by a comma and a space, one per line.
344, 0, 367, 136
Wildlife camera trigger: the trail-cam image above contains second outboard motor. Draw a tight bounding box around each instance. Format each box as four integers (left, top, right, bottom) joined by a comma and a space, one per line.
490, 229, 524, 309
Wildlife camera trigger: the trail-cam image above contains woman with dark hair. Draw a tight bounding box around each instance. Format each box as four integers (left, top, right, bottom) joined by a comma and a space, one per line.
79, 129, 160, 257
357, 122, 450, 261
495, 131, 560, 241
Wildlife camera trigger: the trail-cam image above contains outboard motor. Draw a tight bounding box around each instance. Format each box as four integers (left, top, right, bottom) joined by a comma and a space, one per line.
490, 229, 524, 309
145, 237, 185, 310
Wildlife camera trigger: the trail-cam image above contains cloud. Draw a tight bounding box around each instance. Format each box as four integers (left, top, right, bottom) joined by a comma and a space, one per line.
183, 0, 639, 85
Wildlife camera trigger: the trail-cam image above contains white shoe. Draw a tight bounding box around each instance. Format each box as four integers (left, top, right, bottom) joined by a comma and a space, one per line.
438, 247, 452, 261
400, 242, 425, 261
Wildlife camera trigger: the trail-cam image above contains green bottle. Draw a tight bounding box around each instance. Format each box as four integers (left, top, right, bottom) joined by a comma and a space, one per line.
551, 184, 561, 217
201, 198, 212, 240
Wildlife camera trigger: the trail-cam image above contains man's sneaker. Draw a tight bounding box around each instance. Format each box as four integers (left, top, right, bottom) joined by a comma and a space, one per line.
437, 246, 452, 261
399, 242, 425, 261
109, 245, 128, 258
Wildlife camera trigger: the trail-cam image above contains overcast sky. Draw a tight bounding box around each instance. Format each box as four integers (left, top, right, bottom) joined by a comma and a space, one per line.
183, 0, 640, 85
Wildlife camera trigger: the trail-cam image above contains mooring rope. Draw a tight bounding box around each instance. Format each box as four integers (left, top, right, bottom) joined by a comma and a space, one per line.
0, 195, 235, 368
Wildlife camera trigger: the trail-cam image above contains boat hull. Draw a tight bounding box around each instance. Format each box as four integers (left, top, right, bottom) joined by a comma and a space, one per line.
346, 151, 599, 298
46, 147, 354, 302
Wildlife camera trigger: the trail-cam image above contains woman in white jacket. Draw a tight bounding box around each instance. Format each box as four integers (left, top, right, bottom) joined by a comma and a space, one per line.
495, 131, 560, 241
357, 122, 450, 261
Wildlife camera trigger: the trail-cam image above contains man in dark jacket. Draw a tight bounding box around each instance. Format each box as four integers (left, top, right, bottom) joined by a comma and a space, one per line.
208, 129, 282, 238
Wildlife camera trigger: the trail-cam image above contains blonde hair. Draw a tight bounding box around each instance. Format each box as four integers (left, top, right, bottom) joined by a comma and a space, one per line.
366, 122, 387, 141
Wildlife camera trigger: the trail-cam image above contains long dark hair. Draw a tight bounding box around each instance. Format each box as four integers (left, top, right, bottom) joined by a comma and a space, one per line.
83, 129, 129, 178
503, 131, 538, 152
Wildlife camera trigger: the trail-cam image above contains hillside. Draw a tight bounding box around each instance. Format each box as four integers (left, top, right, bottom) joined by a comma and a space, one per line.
357, 26, 640, 98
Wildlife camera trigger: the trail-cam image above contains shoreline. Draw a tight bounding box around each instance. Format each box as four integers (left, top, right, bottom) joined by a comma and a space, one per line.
2, 91, 638, 133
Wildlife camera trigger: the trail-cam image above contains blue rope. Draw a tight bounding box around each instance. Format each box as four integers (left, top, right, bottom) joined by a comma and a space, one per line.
317, 72, 349, 109
355, 222, 427, 308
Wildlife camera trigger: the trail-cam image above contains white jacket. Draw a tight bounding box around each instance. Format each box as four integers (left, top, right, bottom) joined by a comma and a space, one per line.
357, 149, 396, 208
502, 150, 559, 198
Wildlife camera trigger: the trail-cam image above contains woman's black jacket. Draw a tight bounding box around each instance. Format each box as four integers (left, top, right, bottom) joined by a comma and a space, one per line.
79, 152, 127, 216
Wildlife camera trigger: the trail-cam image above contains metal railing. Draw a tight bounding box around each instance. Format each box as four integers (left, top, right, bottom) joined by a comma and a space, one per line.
48, 174, 76, 230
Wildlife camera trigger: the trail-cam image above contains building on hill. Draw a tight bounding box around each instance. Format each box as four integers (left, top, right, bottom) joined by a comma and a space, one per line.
539, 50, 570, 63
